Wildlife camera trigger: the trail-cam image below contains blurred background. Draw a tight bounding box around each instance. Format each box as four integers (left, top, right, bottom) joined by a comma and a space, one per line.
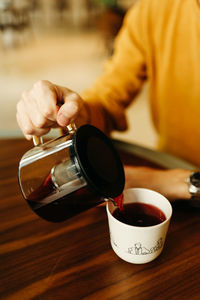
0, 0, 157, 148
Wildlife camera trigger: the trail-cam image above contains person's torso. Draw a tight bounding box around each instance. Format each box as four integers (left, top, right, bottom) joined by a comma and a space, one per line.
147, 0, 200, 166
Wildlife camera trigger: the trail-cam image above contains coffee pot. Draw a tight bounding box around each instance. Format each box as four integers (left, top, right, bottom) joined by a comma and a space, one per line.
18, 124, 125, 222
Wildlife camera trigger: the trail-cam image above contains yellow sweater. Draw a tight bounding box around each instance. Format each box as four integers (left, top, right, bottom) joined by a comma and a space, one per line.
81, 0, 200, 167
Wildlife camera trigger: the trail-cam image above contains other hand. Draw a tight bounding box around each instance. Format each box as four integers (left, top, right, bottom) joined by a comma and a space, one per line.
124, 166, 192, 201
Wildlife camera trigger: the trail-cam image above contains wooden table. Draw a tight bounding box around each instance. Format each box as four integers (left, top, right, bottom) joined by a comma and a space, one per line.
0, 138, 200, 300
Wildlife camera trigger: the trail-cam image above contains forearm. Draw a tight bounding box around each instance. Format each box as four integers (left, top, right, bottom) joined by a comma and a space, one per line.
124, 166, 192, 201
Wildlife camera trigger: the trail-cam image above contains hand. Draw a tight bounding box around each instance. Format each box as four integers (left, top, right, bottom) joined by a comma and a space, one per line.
16, 80, 87, 140
124, 166, 192, 201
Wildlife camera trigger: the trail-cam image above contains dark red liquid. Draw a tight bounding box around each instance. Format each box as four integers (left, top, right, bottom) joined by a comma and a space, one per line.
28, 172, 55, 202
113, 202, 166, 227
28, 186, 103, 222
113, 193, 124, 210
27, 171, 103, 222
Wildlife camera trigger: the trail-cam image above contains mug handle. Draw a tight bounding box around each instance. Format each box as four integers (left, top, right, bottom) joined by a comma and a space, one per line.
33, 123, 77, 146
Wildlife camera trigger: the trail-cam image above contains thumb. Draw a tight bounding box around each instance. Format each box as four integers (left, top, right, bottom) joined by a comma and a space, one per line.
56, 92, 83, 127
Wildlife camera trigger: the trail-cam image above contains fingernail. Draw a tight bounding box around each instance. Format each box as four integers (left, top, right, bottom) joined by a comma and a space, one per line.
65, 101, 77, 114
25, 134, 32, 140
58, 113, 69, 127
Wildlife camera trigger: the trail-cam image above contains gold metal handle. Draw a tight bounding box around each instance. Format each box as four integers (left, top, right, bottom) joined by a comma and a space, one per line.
33, 136, 43, 147
33, 123, 77, 147
67, 123, 77, 133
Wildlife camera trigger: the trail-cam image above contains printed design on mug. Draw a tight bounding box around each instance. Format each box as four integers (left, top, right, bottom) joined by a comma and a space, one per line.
110, 231, 118, 248
127, 238, 163, 255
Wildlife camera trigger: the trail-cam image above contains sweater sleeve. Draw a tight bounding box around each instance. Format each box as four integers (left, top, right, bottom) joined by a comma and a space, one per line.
81, 0, 149, 134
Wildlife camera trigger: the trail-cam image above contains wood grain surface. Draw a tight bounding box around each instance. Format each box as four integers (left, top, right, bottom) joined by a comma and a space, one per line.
0, 138, 200, 300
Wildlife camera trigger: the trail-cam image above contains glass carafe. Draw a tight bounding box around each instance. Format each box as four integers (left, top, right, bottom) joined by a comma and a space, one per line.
18, 124, 125, 222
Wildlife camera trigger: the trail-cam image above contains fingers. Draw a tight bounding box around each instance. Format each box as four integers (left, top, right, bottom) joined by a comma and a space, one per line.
16, 99, 50, 139
26, 90, 56, 129
16, 79, 84, 140
33, 80, 58, 122
17, 80, 59, 139
56, 89, 83, 127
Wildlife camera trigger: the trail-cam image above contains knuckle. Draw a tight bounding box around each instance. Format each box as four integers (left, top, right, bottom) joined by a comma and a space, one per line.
21, 90, 29, 100
34, 79, 49, 90
71, 92, 81, 102
42, 106, 55, 119
34, 117, 45, 128
75, 92, 82, 102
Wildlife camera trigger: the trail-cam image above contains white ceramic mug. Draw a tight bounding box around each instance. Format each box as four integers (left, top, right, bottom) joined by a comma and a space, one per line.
106, 188, 172, 264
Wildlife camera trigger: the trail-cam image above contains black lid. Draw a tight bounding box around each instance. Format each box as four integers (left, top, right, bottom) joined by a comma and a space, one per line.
72, 124, 125, 198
